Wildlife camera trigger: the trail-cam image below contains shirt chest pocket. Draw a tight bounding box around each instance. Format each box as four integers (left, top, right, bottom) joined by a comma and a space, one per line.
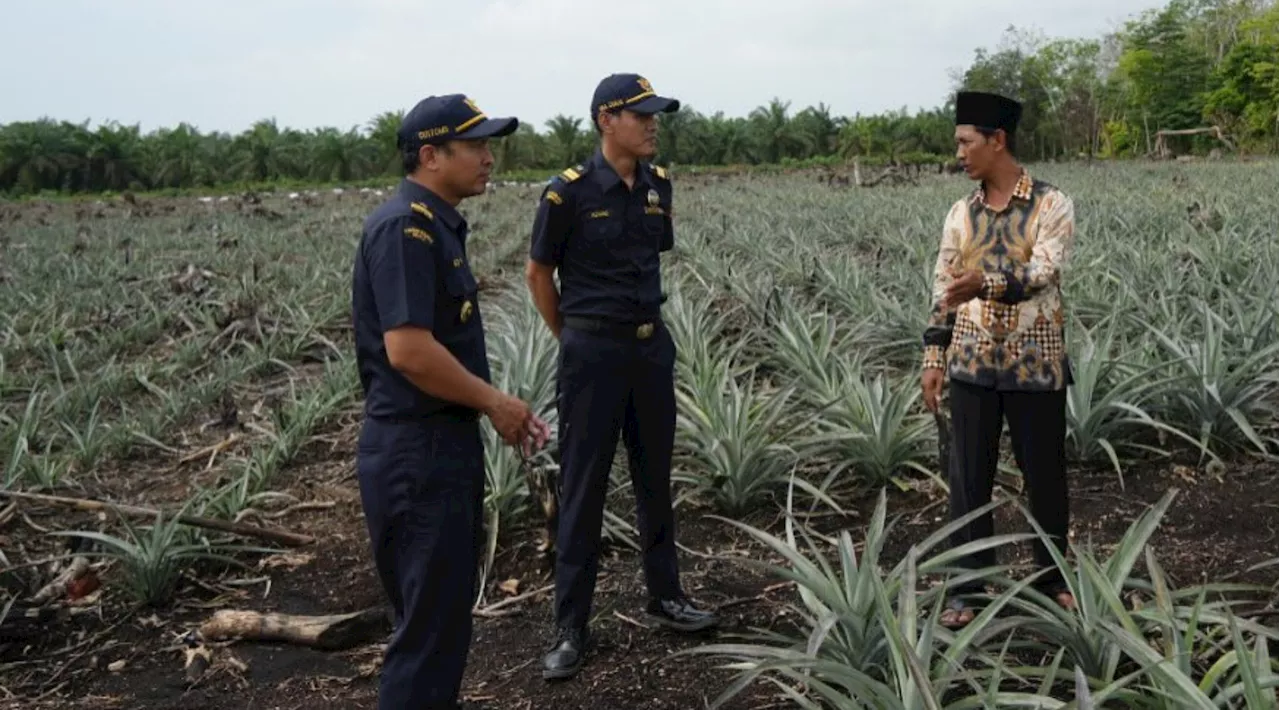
440, 254, 480, 330
581, 210, 624, 245
641, 210, 667, 245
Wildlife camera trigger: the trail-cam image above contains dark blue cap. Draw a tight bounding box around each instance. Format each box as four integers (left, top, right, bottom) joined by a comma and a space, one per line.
591, 73, 680, 124
397, 94, 519, 151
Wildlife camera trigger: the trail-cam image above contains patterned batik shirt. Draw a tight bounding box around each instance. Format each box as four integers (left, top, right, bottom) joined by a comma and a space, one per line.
921, 169, 1076, 392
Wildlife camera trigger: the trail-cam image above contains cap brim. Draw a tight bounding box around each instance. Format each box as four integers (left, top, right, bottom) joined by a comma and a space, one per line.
627, 96, 680, 114
456, 116, 519, 140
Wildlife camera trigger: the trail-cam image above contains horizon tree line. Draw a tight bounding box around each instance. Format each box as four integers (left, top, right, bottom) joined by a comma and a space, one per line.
1, 0, 1274, 197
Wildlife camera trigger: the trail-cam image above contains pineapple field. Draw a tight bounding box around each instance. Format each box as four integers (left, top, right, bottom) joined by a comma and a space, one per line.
0, 159, 1276, 709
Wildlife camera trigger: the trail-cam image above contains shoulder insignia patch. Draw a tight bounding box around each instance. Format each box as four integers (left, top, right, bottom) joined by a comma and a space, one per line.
404, 226, 433, 244
559, 165, 585, 183
652, 165, 669, 180
410, 202, 434, 220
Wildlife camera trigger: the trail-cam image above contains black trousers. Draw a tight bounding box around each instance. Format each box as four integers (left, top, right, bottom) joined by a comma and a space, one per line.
355, 413, 485, 710
947, 379, 1069, 596
553, 322, 683, 630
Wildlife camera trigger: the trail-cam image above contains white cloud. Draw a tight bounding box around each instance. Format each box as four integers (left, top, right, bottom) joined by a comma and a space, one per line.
0, 0, 1168, 134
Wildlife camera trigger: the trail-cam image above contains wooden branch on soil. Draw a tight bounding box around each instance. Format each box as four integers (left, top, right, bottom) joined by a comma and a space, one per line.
0, 490, 315, 547
835, 158, 921, 188
197, 607, 389, 651
1151, 125, 1235, 159
30, 556, 90, 604
714, 581, 796, 610
859, 166, 919, 188
521, 458, 558, 561
473, 582, 555, 618
173, 433, 239, 471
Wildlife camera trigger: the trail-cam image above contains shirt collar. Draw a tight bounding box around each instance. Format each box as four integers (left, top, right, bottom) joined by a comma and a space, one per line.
398, 178, 465, 231
589, 148, 654, 192
971, 167, 1033, 208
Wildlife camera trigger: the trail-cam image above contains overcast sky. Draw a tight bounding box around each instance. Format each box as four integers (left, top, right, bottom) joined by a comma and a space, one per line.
3, 0, 1166, 136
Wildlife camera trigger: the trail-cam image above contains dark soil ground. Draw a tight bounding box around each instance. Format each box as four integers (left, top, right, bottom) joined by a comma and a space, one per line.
1, 432, 1275, 710
0, 191, 1276, 709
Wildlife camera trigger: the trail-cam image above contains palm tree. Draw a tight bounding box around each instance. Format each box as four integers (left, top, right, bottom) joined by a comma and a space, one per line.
367, 110, 404, 175
309, 126, 376, 182
544, 114, 585, 166
0, 119, 83, 193
748, 98, 811, 163
85, 121, 142, 191
148, 123, 208, 188
231, 119, 293, 183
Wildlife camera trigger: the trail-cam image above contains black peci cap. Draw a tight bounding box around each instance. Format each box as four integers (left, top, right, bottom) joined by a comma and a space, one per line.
954, 91, 1022, 132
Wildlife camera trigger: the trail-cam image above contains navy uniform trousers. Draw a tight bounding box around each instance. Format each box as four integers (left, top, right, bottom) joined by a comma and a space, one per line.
947, 379, 1070, 596
356, 411, 485, 710
553, 321, 682, 630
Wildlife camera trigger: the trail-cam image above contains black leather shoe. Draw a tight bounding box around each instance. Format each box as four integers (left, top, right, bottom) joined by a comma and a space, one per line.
645, 596, 719, 632
542, 625, 588, 680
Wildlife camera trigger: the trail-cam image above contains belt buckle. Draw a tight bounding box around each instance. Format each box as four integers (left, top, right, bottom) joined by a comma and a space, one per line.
636, 322, 654, 339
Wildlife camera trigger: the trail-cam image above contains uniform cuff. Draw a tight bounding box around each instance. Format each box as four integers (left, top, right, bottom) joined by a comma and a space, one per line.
981, 272, 1007, 300
923, 345, 946, 370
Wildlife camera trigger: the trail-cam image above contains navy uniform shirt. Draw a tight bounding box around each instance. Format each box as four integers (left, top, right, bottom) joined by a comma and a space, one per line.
529, 149, 674, 322
351, 178, 490, 419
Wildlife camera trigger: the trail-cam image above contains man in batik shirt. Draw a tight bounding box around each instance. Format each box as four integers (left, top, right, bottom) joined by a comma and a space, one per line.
920, 90, 1077, 628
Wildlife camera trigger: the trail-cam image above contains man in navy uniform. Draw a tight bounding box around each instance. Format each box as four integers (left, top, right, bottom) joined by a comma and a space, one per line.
525, 73, 718, 681
352, 93, 550, 710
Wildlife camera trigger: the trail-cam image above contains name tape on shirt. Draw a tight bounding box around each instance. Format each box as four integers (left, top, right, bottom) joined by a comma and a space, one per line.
404, 226, 433, 244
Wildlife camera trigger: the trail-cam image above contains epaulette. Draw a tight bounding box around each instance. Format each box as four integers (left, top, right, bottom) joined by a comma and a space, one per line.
410, 202, 435, 220
558, 164, 586, 183
650, 164, 670, 180
543, 164, 586, 205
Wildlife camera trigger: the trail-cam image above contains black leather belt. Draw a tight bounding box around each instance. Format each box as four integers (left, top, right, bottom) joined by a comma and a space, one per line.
368, 405, 479, 424
563, 316, 660, 340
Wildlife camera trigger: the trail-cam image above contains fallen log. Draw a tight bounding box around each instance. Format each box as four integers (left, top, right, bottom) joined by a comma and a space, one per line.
197, 608, 389, 651
0, 490, 315, 547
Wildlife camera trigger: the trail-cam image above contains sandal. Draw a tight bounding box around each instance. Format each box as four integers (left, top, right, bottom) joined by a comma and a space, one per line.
940, 597, 975, 628
1035, 583, 1077, 612
1053, 588, 1076, 612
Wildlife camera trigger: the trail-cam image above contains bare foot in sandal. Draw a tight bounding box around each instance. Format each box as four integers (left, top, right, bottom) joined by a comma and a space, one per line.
940, 599, 974, 628
1055, 590, 1076, 612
